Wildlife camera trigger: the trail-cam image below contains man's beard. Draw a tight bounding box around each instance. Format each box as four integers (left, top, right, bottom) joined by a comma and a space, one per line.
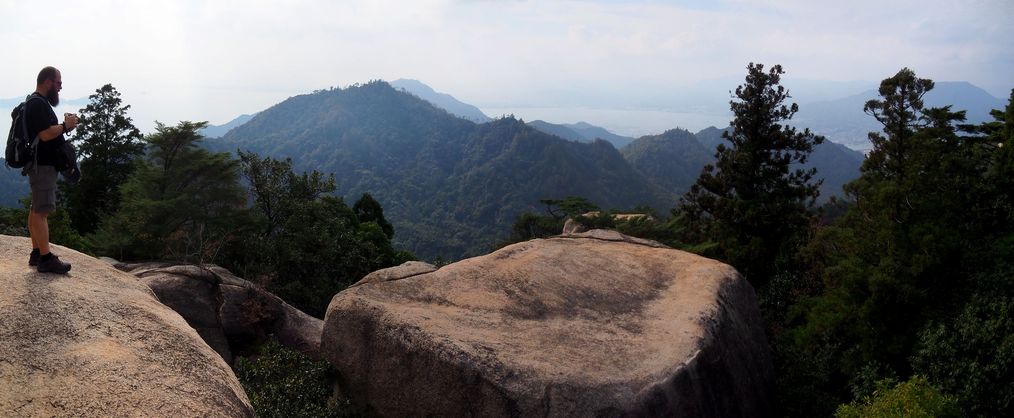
46, 86, 59, 106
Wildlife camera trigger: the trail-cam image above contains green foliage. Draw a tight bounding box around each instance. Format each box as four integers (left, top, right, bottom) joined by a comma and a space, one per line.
0, 203, 28, 236
0, 197, 86, 251
221, 151, 408, 317
265, 195, 377, 316
46, 207, 88, 252
353, 192, 394, 239
498, 197, 599, 247
503, 211, 563, 244
540, 196, 601, 220
0, 165, 29, 208
771, 333, 841, 418
677, 63, 824, 287
92, 121, 246, 262
236, 339, 360, 418
911, 263, 1014, 417
834, 376, 960, 418
59, 84, 145, 235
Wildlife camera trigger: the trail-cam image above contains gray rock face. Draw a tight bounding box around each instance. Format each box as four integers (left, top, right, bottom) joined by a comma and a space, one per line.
321, 230, 773, 417
118, 262, 323, 361
0, 235, 253, 417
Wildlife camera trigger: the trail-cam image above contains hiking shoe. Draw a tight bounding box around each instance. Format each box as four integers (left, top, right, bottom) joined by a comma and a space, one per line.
37, 253, 71, 274
29, 250, 40, 266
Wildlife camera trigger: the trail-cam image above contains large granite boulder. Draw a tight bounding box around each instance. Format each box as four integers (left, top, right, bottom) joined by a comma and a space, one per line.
0, 235, 253, 417
322, 230, 773, 417
117, 262, 323, 361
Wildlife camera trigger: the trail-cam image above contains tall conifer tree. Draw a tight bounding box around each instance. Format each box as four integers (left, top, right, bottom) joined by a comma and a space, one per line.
678, 63, 824, 286
61, 84, 144, 234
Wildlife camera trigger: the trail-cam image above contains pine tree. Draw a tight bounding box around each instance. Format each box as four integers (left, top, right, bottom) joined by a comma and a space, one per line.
677, 63, 824, 286
860, 68, 935, 182
93, 121, 246, 262
60, 84, 144, 234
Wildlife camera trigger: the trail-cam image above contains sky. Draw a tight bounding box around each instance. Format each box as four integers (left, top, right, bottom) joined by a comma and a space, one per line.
1, 0, 1012, 136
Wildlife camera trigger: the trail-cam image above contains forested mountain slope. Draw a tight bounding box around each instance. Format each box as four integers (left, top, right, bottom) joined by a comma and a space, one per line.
209, 82, 667, 260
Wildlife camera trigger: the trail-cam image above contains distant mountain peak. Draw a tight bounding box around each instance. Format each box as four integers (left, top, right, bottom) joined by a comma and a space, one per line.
390, 78, 436, 94
389, 79, 491, 123
201, 113, 256, 138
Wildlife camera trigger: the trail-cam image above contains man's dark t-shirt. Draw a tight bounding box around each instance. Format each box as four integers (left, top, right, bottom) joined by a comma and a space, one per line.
24, 94, 65, 166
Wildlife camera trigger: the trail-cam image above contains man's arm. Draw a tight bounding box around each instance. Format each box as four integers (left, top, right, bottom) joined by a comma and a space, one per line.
34, 114, 77, 142
38, 124, 66, 142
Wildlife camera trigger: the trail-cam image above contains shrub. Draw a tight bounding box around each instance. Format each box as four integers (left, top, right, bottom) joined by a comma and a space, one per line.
235, 339, 360, 418
834, 376, 959, 418
911, 271, 1014, 417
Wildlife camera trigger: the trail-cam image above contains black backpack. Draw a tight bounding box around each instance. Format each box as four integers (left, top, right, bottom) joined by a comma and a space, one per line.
5, 93, 47, 169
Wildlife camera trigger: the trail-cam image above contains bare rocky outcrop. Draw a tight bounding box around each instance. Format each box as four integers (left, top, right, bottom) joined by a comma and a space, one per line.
0, 235, 254, 417
117, 262, 324, 361
322, 229, 773, 417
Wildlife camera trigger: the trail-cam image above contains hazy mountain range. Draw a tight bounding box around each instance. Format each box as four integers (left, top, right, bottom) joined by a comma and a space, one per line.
203, 81, 869, 259
206, 81, 668, 259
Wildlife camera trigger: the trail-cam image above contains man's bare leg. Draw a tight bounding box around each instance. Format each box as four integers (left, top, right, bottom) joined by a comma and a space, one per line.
28, 210, 37, 249
28, 210, 50, 254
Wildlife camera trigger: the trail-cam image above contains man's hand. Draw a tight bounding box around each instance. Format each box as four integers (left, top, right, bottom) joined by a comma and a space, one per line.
63, 113, 78, 130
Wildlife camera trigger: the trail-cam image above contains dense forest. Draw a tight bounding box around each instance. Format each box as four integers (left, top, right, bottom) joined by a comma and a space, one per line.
1, 62, 1011, 416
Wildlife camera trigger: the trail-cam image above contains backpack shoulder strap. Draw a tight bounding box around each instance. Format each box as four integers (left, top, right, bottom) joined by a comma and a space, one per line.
20, 93, 50, 128
23, 92, 47, 106
20, 93, 48, 120
20, 93, 49, 145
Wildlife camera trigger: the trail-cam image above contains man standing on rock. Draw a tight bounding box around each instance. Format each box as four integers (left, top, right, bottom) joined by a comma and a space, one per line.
25, 66, 77, 274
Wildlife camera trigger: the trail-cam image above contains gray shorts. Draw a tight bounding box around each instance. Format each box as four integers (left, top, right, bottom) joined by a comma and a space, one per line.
28, 165, 58, 214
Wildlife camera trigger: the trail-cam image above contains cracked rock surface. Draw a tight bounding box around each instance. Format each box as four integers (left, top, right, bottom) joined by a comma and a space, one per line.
0, 235, 253, 417
322, 230, 772, 417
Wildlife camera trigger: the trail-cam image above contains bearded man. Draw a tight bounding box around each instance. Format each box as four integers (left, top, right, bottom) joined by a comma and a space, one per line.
25, 66, 78, 274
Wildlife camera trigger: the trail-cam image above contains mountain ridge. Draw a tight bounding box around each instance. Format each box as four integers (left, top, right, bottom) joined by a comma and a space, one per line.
209, 81, 668, 260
